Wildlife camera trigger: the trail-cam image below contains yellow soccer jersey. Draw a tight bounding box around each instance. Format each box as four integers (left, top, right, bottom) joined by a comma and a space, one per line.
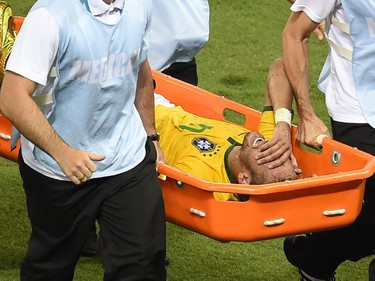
155, 105, 276, 201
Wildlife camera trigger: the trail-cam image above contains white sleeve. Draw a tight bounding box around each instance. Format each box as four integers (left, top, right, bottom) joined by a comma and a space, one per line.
291, 0, 339, 23
6, 7, 59, 86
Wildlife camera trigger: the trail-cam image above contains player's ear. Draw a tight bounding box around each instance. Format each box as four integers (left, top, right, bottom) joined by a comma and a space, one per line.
237, 172, 251, 185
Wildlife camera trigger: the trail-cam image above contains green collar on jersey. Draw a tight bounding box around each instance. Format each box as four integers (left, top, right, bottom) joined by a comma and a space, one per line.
224, 137, 242, 184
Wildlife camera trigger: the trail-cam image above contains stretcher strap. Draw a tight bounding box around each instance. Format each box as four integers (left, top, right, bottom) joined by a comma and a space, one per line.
31, 67, 56, 106
325, 33, 352, 61
325, 15, 352, 61
49, 66, 57, 78
332, 15, 350, 34
32, 93, 53, 107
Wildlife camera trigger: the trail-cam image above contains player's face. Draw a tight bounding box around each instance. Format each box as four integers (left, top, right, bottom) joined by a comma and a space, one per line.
239, 131, 297, 184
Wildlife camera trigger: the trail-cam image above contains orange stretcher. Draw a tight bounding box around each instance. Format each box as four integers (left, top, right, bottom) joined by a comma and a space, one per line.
153, 71, 375, 242
1, 16, 375, 242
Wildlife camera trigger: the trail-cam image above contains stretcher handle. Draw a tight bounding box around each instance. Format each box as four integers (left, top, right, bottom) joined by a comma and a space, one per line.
0, 132, 11, 139
263, 209, 346, 227
264, 218, 285, 227
189, 208, 206, 218
323, 208, 346, 216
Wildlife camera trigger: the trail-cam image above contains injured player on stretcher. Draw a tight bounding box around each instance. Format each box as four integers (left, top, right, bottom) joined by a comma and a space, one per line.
154, 59, 303, 201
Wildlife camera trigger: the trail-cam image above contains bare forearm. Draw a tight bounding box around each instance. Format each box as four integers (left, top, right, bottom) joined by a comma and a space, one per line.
135, 60, 167, 163
282, 13, 318, 119
0, 72, 68, 160
281, 12, 331, 149
266, 58, 293, 111
135, 60, 157, 135
282, 35, 313, 116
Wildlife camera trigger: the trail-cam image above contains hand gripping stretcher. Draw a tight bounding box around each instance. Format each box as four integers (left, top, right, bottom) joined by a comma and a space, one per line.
0, 16, 374, 242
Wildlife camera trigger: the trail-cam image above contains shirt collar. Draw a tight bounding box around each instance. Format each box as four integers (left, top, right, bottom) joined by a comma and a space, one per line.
88, 0, 124, 16
224, 139, 242, 184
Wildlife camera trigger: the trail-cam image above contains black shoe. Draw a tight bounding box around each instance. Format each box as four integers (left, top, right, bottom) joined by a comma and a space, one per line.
284, 235, 336, 281
283, 234, 308, 267
164, 257, 170, 266
81, 228, 99, 257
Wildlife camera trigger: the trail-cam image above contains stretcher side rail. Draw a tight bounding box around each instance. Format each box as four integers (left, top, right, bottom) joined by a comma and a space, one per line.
152, 70, 375, 242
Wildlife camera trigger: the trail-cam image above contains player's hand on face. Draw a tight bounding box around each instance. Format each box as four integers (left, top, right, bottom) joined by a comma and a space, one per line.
255, 122, 292, 169
56, 147, 106, 185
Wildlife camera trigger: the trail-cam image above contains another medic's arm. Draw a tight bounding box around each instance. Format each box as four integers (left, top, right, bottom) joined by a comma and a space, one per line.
135, 59, 167, 164
282, 10, 330, 150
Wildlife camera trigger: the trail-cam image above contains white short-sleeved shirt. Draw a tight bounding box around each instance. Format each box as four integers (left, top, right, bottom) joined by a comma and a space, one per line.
7, 0, 124, 85
6, 0, 127, 179
292, 0, 367, 124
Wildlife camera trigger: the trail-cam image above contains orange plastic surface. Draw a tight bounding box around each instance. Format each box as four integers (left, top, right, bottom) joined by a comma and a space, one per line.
1, 16, 374, 242
153, 70, 375, 242
12, 16, 24, 32
0, 115, 18, 162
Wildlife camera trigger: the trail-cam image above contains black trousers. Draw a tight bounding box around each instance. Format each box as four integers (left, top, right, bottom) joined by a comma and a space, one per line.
293, 120, 375, 278
161, 58, 198, 86
19, 140, 166, 281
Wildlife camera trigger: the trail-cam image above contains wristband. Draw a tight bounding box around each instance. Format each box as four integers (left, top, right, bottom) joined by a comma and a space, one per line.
275, 108, 292, 127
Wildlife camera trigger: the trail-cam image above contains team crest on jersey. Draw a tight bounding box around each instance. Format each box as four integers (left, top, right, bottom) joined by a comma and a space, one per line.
192, 137, 216, 153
